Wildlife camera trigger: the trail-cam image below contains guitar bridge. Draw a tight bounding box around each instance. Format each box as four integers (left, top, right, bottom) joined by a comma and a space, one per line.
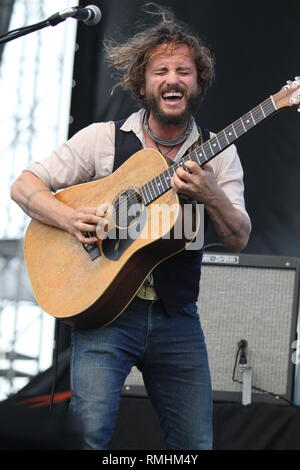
82, 232, 101, 261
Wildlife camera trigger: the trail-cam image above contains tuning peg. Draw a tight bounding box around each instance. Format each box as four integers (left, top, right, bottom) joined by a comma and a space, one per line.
284, 80, 292, 90
298, 106, 300, 112
290, 98, 296, 104
295, 76, 300, 81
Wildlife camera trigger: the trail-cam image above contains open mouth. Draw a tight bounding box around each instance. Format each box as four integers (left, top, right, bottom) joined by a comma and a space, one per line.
161, 91, 184, 105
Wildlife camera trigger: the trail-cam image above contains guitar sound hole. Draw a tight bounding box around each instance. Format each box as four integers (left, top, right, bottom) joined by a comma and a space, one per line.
113, 189, 143, 228
103, 189, 147, 261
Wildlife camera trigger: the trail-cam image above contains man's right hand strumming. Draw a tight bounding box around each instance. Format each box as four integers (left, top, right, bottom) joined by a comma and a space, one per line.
11, 170, 106, 246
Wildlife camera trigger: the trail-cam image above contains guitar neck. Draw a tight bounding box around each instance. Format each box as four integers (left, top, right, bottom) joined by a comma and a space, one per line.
141, 95, 277, 206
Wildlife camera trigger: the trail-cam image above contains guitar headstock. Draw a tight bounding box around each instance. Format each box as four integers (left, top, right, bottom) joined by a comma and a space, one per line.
272, 77, 300, 112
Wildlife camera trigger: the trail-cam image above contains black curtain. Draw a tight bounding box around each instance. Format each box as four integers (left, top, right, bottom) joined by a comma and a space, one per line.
69, 0, 300, 257
0, 0, 15, 64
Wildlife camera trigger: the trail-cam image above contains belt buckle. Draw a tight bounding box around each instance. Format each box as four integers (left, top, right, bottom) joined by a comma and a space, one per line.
136, 284, 159, 300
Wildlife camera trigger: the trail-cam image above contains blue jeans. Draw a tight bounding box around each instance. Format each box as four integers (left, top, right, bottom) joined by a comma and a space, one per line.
69, 297, 212, 450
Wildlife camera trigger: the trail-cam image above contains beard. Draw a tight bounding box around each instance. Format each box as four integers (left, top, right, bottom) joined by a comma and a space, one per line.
142, 88, 201, 126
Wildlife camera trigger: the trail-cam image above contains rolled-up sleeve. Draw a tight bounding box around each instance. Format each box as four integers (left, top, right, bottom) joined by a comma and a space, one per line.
26, 122, 115, 192
209, 143, 249, 217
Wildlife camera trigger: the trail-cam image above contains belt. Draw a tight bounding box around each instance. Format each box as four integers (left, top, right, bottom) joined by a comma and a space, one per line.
136, 283, 159, 300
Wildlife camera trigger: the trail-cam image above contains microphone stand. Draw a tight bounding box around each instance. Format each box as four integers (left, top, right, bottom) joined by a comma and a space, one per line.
0, 15, 66, 46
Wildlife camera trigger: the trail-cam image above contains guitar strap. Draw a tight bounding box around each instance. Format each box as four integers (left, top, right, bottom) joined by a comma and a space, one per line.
184, 125, 210, 157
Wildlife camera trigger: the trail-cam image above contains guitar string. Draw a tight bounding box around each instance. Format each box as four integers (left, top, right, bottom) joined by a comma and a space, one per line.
111, 98, 275, 225
106, 97, 275, 223
114, 99, 273, 213
113, 99, 274, 221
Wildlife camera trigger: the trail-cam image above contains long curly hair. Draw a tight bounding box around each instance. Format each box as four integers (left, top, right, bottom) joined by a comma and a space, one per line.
104, 3, 215, 102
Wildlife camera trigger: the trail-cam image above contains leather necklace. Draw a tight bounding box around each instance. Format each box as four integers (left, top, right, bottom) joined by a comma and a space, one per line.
143, 114, 194, 147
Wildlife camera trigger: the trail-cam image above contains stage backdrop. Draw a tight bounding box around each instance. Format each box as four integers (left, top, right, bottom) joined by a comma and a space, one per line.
69, 0, 300, 257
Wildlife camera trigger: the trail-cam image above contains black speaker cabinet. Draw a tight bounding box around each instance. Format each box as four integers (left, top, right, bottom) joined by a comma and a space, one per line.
124, 252, 300, 405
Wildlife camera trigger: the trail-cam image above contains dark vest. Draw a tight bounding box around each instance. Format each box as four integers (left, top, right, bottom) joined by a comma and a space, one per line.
114, 119, 209, 315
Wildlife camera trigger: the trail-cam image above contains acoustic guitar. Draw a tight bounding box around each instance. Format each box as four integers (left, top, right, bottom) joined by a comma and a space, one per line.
24, 78, 300, 329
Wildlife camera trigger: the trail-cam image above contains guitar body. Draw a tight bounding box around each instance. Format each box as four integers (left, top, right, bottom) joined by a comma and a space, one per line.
24, 149, 198, 329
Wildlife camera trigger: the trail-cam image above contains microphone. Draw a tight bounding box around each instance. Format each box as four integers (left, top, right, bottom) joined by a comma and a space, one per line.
238, 339, 248, 365
48, 5, 102, 26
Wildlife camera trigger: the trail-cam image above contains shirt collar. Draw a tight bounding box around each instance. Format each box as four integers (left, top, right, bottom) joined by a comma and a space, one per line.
120, 109, 201, 161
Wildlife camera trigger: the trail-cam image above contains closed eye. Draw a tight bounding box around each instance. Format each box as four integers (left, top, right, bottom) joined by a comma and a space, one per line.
153, 68, 168, 75
177, 68, 192, 75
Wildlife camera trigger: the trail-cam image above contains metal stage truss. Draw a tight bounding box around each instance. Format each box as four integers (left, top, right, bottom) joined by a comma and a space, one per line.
0, 0, 78, 400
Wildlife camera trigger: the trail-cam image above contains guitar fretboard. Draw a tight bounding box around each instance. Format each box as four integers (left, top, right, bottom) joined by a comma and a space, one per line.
140, 96, 277, 206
